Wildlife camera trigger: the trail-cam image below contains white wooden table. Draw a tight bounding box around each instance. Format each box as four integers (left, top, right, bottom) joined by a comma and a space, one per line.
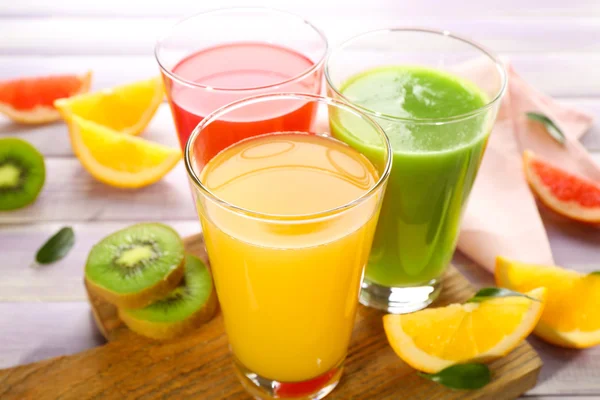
1, 1, 599, 398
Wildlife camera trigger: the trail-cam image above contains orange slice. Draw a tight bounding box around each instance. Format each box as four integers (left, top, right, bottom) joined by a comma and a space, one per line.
383, 288, 546, 373
496, 256, 600, 349
66, 115, 180, 188
54, 76, 163, 136
524, 150, 600, 224
0, 72, 91, 124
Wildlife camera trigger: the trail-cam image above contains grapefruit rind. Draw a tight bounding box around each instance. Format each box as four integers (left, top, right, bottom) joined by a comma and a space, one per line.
495, 256, 600, 349
383, 288, 546, 374
0, 71, 92, 124
523, 150, 600, 224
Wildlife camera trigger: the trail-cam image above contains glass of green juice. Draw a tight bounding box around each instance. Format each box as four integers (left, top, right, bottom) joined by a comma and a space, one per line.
325, 28, 507, 313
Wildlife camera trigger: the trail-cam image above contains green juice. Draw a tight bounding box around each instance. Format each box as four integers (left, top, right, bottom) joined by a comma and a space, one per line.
330, 66, 489, 287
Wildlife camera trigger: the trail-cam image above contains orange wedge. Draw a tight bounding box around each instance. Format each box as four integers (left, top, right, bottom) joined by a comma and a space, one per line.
496, 256, 600, 349
0, 72, 91, 124
383, 288, 546, 373
66, 115, 180, 188
54, 76, 163, 136
55, 77, 180, 188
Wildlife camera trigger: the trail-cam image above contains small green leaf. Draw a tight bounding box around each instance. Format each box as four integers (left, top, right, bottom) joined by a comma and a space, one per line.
526, 112, 566, 145
590, 271, 600, 276
467, 287, 537, 303
35, 227, 75, 265
418, 363, 491, 390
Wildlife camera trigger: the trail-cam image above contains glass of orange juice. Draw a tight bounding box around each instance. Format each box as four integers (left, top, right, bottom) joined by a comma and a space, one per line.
184, 93, 391, 399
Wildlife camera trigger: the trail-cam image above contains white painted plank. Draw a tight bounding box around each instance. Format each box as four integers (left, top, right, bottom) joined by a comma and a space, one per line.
2, 97, 599, 158
0, 221, 200, 302
0, 159, 197, 223
0, 127, 598, 226
2, 18, 600, 56
1, 0, 599, 18
0, 56, 160, 90
0, 103, 179, 157
1, 53, 599, 99
527, 335, 600, 396
0, 302, 104, 369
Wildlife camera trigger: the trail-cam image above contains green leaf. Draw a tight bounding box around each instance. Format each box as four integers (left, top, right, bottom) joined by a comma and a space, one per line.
418, 363, 491, 390
35, 227, 75, 265
590, 271, 600, 276
467, 287, 537, 303
526, 112, 566, 145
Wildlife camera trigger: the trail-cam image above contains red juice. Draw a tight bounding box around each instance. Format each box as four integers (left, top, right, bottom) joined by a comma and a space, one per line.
163, 42, 322, 164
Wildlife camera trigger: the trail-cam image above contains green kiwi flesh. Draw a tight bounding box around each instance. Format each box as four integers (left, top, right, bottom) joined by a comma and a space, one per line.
122, 254, 214, 324
0, 138, 45, 210
85, 223, 185, 295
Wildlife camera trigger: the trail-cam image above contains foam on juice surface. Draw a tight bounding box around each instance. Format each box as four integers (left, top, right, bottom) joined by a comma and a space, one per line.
337, 65, 489, 153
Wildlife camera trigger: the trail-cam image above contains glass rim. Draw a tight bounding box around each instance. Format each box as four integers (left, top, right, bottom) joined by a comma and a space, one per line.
184, 92, 393, 222
155, 6, 329, 92
325, 27, 508, 125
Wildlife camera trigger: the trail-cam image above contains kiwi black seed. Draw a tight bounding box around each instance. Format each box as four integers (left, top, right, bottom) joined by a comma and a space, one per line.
0, 138, 45, 211
85, 222, 185, 309
119, 254, 217, 340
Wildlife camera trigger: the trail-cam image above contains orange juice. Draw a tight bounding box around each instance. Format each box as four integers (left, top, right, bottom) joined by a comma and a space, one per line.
199, 132, 381, 382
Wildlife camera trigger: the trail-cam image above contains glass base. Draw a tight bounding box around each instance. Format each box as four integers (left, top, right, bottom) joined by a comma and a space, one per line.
360, 278, 442, 314
234, 357, 344, 399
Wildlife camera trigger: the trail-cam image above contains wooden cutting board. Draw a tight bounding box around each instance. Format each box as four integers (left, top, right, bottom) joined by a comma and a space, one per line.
0, 233, 542, 400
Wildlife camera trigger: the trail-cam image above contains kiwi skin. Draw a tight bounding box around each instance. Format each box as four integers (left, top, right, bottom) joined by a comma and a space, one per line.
0, 138, 46, 211
86, 264, 185, 310
118, 255, 218, 340
85, 222, 186, 309
119, 289, 216, 340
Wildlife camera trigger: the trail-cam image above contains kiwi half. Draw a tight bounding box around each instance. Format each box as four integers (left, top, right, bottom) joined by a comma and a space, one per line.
85, 223, 185, 309
119, 254, 217, 340
0, 138, 45, 211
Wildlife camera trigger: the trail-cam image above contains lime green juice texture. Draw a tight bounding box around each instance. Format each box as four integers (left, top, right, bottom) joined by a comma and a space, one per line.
330, 66, 489, 287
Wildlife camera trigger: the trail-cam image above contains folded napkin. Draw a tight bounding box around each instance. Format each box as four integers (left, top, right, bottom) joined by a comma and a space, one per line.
458, 62, 597, 271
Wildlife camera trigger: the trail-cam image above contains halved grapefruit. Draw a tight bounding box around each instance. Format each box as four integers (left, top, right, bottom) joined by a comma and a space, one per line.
523, 150, 600, 224
0, 72, 92, 124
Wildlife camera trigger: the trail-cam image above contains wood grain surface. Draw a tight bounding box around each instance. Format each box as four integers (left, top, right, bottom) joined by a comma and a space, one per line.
0, 234, 542, 400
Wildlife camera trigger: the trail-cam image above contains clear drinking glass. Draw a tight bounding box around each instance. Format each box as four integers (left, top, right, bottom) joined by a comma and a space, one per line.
155, 7, 328, 151
184, 93, 391, 399
326, 28, 507, 313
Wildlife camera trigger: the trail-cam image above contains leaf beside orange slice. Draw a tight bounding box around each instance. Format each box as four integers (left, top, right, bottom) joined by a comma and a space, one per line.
383, 288, 546, 373
496, 256, 600, 349
0, 72, 92, 124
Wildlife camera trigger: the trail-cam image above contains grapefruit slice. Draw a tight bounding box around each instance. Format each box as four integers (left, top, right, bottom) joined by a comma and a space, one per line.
383, 288, 546, 373
0, 72, 92, 124
496, 257, 600, 349
523, 150, 600, 224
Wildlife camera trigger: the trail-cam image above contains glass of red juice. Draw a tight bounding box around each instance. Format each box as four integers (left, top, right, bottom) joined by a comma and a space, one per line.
155, 7, 328, 155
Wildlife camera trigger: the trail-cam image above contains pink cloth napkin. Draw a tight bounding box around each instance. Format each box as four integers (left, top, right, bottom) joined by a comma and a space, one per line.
458, 62, 598, 271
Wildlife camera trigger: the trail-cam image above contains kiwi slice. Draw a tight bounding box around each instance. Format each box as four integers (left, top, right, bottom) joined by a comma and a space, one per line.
0, 138, 45, 211
119, 254, 217, 340
85, 223, 185, 309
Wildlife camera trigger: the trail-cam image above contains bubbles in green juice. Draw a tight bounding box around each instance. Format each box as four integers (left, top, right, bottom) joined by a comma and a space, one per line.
337, 65, 489, 153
